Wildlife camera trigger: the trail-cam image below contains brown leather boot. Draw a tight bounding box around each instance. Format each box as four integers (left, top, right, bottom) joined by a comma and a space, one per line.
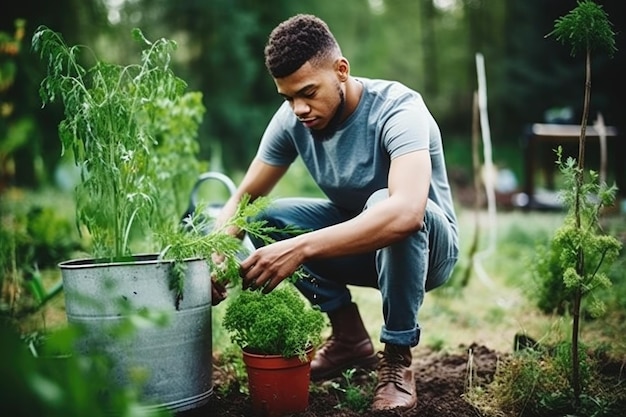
310, 302, 378, 381
371, 344, 417, 411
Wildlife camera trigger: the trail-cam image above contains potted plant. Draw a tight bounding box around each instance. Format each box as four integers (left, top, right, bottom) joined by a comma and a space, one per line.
222, 283, 326, 417
30, 26, 271, 413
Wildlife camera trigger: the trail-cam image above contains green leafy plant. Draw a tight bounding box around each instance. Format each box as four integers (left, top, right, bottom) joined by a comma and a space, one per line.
330, 368, 377, 413
31, 26, 289, 306
469, 3, 623, 415
1, 315, 172, 417
0, 196, 77, 324
161, 195, 287, 306
545, 0, 620, 406
222, 283, 326, 361
32, 25, 203, 261
543, 150, 621, 405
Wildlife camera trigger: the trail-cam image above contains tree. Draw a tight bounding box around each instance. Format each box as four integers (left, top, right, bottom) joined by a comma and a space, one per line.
0, 0, 110, 188
546, 0, 619, 406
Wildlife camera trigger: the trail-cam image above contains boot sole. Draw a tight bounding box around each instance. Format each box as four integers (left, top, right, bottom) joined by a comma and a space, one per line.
371, 400, 418, 413
311, 354, 379, 381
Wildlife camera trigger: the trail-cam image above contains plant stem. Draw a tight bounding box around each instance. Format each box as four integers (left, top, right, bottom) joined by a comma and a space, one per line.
576, 48, 592, 175
572, 266, 582, 406
571, 45, 593, 410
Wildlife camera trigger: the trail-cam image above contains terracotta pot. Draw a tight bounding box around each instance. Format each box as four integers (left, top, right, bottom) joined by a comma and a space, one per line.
242, 347, 314, 417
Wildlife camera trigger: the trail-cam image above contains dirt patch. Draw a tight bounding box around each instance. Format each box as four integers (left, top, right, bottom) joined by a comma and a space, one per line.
182, 343, 498, 417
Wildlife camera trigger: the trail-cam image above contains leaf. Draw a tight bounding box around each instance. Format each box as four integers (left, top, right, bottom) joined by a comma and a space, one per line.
547, 0, 617, 58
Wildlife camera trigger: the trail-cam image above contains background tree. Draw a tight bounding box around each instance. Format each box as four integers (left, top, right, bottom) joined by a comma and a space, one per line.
1, 0, 624, 188
0, 0, 109, 188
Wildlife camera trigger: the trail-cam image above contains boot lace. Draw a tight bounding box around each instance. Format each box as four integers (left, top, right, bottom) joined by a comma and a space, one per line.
375, 351, 411, 394
317, 335, 339, 355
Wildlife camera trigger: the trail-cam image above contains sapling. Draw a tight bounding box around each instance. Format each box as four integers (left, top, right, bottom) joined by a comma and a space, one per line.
161, 195, 289, 306
546, 0, 620, 405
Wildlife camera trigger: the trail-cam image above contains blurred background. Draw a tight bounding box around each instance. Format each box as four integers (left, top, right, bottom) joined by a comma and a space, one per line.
1, 0, 624, 194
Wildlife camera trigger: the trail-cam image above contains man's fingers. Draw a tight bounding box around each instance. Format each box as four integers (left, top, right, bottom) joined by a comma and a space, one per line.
261, 277, 279, 294
211, 287, 227, 305
239, 261, 258, 289
211, 251, 226, 262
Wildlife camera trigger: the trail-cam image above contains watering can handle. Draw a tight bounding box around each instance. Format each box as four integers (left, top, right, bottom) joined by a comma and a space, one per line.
183, 171, 237, 218
189, 171, 237, 209
181, 171, 239, 226
183, 171, 255, 256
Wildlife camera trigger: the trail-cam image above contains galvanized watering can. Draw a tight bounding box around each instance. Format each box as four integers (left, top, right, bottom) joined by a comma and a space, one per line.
58, 171, 251, 414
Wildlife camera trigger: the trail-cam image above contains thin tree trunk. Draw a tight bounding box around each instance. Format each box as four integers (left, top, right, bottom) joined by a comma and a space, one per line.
572, 46, 592, 409
577, 48, 592, 173
572, 274, 582, 406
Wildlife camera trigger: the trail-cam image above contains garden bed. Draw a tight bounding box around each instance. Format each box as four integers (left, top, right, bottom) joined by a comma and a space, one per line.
185, 343, 499, 417
183, 338, 626, 417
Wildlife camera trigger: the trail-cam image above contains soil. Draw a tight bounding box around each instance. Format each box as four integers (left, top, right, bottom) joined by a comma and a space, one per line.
181, 343, 498, 417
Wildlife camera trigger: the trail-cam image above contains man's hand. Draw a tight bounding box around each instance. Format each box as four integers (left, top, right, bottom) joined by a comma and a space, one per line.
239, 238, 303, 293
211, 277, 228, 306
210, 252, 228, 306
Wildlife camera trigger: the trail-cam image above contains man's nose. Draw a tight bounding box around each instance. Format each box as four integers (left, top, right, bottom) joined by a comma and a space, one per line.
293, 98, 310, 117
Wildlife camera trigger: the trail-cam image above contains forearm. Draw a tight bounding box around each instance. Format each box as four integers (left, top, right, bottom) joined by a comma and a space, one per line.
213, 193, 247, 237
294, 196, 424, 262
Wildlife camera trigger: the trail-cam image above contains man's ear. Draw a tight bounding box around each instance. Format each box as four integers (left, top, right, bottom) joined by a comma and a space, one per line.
335, 57, 350, 82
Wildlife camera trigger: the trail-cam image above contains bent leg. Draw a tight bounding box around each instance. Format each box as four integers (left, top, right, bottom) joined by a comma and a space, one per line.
366, 190, 458, 347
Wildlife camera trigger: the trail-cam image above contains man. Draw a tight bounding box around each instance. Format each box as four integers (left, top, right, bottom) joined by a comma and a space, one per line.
211, 14, 459, 411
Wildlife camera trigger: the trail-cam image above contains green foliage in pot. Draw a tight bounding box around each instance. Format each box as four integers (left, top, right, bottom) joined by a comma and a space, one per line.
31, 27, 289, 306
162, 195, 285, 305
222, 283, 326, 361
31, 25, 205, 261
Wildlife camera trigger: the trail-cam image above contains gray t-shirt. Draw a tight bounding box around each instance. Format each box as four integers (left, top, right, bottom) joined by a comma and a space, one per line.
257, 77, 457, 228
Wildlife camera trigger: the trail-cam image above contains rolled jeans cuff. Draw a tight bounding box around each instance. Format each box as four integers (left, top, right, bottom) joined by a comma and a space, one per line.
380, 325, 421, 347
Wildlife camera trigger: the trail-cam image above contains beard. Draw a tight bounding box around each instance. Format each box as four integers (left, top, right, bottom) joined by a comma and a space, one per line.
310, 85, 346, 142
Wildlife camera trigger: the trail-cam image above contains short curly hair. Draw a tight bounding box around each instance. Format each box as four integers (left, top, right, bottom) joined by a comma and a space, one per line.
264, 14, 341, 78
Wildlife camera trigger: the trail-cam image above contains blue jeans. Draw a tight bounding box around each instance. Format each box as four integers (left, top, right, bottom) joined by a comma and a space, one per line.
249, 189, 459, 347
